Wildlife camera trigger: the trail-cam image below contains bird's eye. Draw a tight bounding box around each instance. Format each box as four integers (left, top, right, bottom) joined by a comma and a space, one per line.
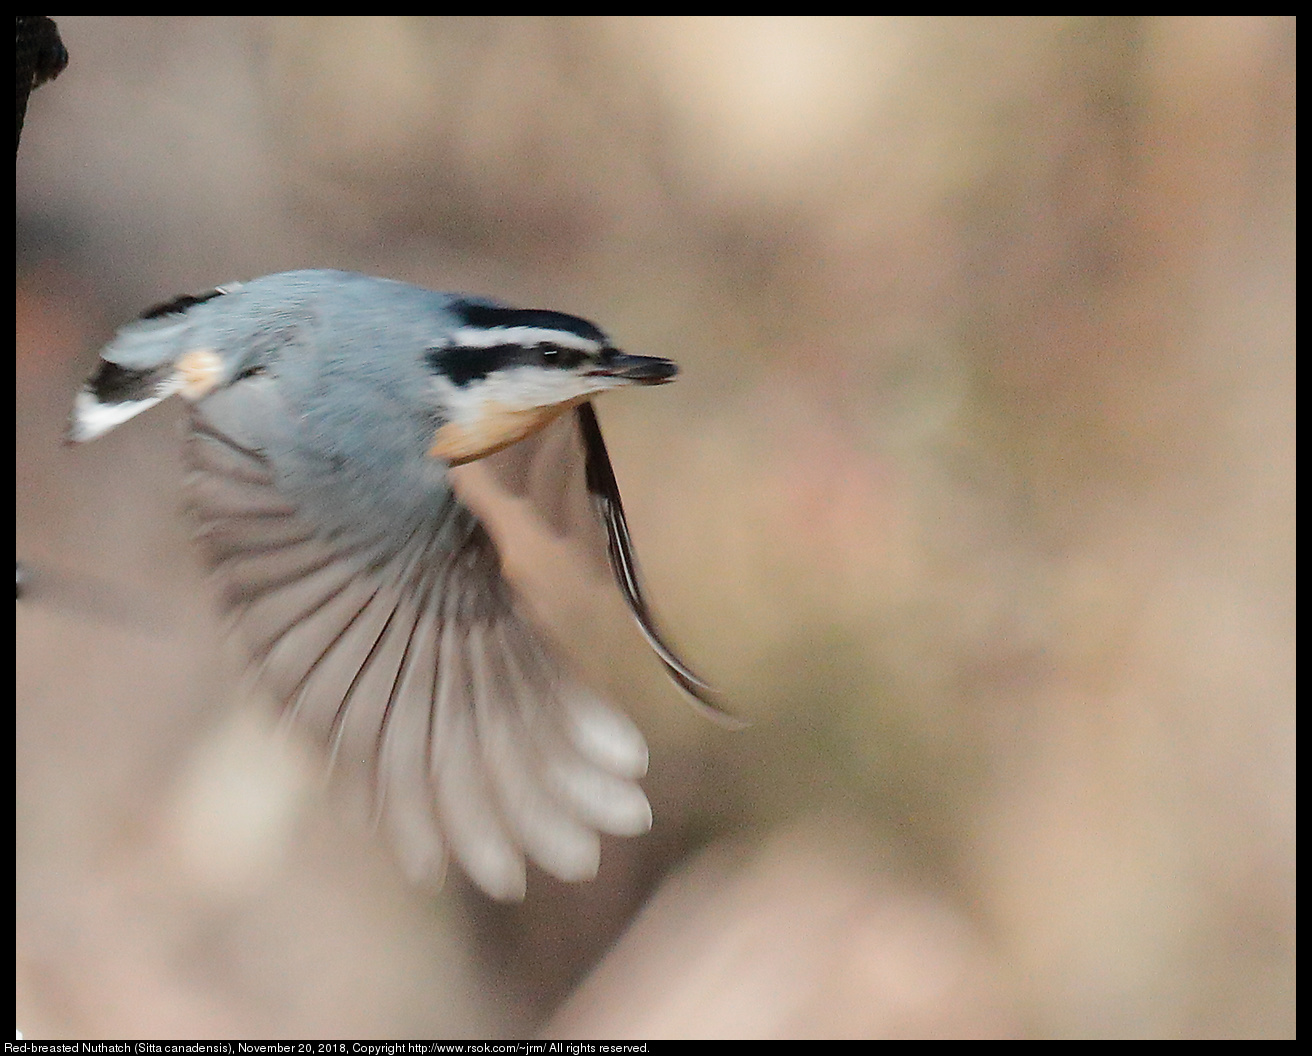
536, 344, 585, 369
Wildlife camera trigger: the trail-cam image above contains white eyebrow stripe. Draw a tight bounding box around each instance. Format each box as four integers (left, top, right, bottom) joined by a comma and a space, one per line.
447, 326, 601, 353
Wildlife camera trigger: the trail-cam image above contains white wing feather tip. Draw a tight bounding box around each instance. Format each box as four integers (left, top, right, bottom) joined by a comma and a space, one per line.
178, 381, 674, 901
564, 692, 650, 779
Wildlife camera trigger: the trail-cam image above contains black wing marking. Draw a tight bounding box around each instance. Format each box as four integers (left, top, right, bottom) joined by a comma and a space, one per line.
575, 402, 743, 727
138, 286, 230, 321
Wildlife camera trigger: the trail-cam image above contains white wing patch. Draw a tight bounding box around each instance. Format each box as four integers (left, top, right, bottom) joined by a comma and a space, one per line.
68, 389, 171, 443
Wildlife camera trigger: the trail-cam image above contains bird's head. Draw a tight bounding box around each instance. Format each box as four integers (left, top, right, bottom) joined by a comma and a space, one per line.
424, 302, 678, 465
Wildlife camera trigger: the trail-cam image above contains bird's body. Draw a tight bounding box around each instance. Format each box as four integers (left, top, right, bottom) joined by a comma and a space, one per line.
69, 270, 727, 900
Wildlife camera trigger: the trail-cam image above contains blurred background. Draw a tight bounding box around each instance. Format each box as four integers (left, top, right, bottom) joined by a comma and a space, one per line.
16, 16, 1294, 1039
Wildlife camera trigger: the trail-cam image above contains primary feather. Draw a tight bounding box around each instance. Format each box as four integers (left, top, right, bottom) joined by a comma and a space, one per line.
70, 271, 724, 900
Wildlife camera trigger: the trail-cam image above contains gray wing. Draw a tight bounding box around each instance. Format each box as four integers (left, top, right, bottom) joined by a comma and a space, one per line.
184, 379, 652, 901
471, 404, 738, 725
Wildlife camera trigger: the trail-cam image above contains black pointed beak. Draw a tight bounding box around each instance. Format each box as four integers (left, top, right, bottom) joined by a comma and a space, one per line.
588, 349, 679, 385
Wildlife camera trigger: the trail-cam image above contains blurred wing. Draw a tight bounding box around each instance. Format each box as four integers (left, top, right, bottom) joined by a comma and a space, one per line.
184, 381, 652, 901
475, 404, 738, 725
468, 405, 611, 566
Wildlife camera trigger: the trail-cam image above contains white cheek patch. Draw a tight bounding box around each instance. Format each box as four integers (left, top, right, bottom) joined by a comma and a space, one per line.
432, 366, 604, 426
427, 365, 615, 464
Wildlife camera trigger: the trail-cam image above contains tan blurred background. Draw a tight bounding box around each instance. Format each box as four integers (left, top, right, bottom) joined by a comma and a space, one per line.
15, 16, 1295, 1039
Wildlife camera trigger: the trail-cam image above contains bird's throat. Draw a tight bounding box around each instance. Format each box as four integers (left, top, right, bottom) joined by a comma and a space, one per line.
429, 400, 577, 466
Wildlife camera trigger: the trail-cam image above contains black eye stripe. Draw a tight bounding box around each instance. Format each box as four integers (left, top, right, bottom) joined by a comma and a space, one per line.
537, 344, 587, 368
428, 344, 520, 387
427, 341, 592, 386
